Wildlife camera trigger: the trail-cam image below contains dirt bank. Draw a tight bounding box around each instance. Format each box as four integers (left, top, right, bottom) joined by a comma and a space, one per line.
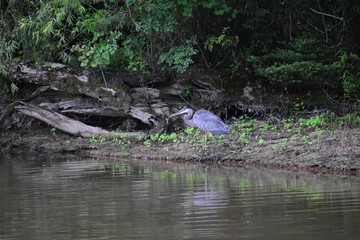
1, 121, 360, 176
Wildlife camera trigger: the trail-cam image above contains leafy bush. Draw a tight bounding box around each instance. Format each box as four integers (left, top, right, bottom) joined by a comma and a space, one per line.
335, 53, 360, 99
246, 37, 360, 100
1, 0, 233, 74
158, 37, 198, 73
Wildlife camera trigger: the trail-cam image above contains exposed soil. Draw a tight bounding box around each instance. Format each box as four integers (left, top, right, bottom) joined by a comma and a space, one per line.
1, 122, 360, 176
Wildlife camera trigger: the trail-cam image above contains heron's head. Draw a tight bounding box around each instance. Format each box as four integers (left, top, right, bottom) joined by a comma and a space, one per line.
169, 107, 194, 119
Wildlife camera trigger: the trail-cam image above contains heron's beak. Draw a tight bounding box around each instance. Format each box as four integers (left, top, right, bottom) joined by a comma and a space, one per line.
169, 111, 186, 119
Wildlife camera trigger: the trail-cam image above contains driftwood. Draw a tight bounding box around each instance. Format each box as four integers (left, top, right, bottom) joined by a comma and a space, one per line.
7, 62, 174, 132
15, 102, 144, 138
37, 98, 132, 117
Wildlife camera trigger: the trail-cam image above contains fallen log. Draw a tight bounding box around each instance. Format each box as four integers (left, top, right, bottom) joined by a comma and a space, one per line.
7, 62, 173, 128
36, 98, 132, 117
15, 102, 144, 138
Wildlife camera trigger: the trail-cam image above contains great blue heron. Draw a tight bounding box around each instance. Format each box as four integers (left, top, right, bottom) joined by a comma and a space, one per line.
169, 107, 230, 156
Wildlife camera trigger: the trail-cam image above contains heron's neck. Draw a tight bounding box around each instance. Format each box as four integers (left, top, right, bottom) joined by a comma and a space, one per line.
184, 118, 197, 127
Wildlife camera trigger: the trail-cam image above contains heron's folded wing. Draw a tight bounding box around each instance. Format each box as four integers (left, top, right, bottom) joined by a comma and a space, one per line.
193, 110, 229, 134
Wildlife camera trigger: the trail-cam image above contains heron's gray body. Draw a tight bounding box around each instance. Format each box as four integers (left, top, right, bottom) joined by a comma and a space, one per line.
169, 108, 230, 135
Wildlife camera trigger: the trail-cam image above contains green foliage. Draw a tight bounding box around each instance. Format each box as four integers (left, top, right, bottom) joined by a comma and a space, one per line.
246, 37, 360, 100
0, 65, 8, 77
14, 0, 87, 62
247, 38, 330, 86
204, 27, 233, 52
0, 40, 19, 63
237, 132, 250, 144
72, 31, 122, 68
1, 0, 234, 74
158, 37, 198, 73
336, 53, 360, 99
299, 115, 327, 129
258, 61, 326, 85
335, 113, 360, 127
50, 128, 57, 135
9, 82, 18, 95
88, 136, 107, 143
180, 88, 192, 100
184, 126, 194, 135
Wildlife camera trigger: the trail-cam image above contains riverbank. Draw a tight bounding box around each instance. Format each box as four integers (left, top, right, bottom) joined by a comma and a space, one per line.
1, 116, 359, 176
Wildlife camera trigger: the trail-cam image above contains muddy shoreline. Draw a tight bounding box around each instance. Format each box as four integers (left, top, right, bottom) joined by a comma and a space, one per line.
2, 61, 359, 177
1, 123, 360, 177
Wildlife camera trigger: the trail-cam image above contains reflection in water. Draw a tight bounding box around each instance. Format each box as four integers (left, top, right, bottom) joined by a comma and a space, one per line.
0, 152, 360, 240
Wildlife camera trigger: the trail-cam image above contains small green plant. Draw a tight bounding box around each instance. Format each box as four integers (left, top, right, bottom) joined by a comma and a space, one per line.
168, 133, 178, 141
198, 137, 206, 143
50, 128, 57, 135
237, 132, 250, 144
137, 135, 146, 141
301, 135, 309, 143
299, 114, 327, 129
216, 139, 224, 146
184, 126, 194, 135
293, 101, 306, 112
193, 129, 201, 138
150, 134, 159, 141
204, 27, 234, 52
259, 123, 274, 131
255, 135, 264, 145
306, 137, 321, 145
157, 134, 167, 143
181, 88, 192, 100
9, 82, 18, 96
272, 137, 288, 149
98, 136, 106, 143
301, 135, 321, 145
336, 113, 360, 127
290, 134, 299, 141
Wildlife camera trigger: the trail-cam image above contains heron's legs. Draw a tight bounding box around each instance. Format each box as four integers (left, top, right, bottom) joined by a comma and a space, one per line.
198, 133, 220, 161
209, 133, 221, 162
196, 132, 221, 162
199, 133, 207, 159
209, 133, 220, 153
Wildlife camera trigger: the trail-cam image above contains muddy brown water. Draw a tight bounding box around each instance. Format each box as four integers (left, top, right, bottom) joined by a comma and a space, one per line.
1, 151, 360, 240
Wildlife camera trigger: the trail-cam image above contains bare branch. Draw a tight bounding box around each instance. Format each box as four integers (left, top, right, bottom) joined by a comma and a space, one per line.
309, 8, 344, 21
315, 1, 328, 43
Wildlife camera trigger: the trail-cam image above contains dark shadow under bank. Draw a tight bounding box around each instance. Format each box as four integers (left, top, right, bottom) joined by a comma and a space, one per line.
1, 126, 359, 177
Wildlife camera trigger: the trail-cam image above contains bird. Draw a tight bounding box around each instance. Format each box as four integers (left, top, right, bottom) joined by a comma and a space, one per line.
169, 107, 230, 134
169, 107, 230, 157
